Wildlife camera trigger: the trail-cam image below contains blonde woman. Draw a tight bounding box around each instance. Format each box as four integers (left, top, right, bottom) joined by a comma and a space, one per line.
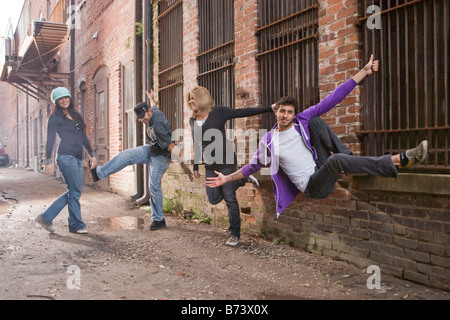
187, 86, 273, 246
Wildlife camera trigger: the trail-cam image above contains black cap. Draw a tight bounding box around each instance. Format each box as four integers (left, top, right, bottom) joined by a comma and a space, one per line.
134, 102, 150, 119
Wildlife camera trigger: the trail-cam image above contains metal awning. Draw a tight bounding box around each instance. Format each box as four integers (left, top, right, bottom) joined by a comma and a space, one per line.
0, 20, 69, 102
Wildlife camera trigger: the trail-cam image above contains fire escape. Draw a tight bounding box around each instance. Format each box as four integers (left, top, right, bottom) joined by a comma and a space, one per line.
0, 0, 69, 102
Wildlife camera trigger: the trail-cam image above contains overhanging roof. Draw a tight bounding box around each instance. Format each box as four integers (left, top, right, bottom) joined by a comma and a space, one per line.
19, 21, 69, 72
1, 20, 69, 101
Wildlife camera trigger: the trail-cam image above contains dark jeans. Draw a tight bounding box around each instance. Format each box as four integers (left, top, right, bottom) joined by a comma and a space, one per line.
205, 165, 242, 238
305, 117, 398, 199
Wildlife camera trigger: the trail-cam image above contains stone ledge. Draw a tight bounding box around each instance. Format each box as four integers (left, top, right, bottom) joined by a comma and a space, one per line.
353, 173, 450, 196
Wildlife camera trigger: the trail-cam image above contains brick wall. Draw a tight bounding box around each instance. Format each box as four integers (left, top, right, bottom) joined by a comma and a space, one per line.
0, 82, 16, 162
10, 0, 52, 169
73, 0, 136, 191
318, 0, 362, 155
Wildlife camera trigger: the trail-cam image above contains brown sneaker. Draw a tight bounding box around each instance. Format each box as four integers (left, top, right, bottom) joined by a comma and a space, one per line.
400, 140, 428, 169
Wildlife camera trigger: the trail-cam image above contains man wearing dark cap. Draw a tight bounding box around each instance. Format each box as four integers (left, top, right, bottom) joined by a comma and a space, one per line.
91, 90, 193, 230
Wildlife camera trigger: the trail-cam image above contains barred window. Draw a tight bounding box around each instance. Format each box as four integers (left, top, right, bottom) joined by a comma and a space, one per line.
158, 0, 184, 132
257, 0, 320, 129
358, 0, 449, 172
197, 0, 235, 111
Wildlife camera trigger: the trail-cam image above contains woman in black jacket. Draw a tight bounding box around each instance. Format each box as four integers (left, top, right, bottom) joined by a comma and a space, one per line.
186, 86, 273, 246
35, 87, 97, 234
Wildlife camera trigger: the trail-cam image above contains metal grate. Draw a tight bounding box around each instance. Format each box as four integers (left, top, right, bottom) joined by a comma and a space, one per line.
358, 0, 449, 172
257, 0, 320, 129
197, 0, 235, 110
158, 0, 184, 131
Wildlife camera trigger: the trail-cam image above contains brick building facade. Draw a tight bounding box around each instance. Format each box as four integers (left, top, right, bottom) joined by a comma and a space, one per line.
0, 0, 448, 289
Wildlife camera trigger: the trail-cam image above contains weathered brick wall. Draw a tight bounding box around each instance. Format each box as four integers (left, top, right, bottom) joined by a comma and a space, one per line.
257, 179, 450, 290
73, 0, 136, 190
0, 82, 16, 162
318, 0, 362, 155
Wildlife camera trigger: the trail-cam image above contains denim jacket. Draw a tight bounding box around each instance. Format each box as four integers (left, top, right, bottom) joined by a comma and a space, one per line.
242, 79, 358, 216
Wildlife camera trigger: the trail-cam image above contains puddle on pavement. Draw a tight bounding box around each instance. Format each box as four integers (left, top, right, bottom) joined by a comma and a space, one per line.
108, 216, 145, 230
0, 199, 8, 215
0, 197, 17, 215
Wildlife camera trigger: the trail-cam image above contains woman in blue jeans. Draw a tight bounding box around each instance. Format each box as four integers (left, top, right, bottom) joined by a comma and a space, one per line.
35, 87, 97, 234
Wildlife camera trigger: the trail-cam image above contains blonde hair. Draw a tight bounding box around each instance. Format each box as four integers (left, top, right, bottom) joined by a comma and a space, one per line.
186, 86, 215, 119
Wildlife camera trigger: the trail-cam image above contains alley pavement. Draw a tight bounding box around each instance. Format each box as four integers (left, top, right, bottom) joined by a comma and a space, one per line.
0, 167, 448, 302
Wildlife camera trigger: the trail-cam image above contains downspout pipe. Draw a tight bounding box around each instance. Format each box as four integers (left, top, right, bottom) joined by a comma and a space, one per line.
69, 0, 76, 98
135, 0, 151, 207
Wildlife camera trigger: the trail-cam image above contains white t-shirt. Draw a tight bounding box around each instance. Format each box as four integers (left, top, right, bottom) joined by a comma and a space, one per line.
272, 125, 316, 193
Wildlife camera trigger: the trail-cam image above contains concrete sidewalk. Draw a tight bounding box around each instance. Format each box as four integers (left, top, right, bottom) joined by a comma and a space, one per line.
0, 167, 448, 300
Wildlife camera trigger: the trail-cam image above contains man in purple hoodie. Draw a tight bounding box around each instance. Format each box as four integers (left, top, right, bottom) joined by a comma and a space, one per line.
206, 55, 428, 217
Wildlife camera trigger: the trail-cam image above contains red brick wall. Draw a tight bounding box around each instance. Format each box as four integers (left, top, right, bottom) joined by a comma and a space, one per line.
73, 0, 136, 191
318, 0, 362, 155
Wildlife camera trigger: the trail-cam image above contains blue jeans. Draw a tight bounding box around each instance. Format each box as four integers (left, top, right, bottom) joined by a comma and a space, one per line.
41, 155, 86, 232
205, 166, 242, 238
95, 145, 171, 222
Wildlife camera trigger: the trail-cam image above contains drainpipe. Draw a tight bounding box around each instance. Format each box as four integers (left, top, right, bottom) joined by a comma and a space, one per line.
26, 88, 29, 168
133, 0, 152, 206
16, 89, 19, 167
69, 0, 76, 98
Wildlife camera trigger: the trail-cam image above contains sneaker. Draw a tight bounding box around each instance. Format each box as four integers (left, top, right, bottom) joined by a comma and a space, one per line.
35, 215, 55, 233
71, 228, 88, 234
247, 175, 260, 188
226, 235, 239, 246
401, 140, 428, 169
89, 160, 100, 182
150, 219, 166, 231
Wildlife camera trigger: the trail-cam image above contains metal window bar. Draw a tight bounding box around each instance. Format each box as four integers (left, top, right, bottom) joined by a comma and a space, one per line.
197, 0, 235, 113
257, 0, 320, 130
158, 0, 184, 131
358, 0, 449, 172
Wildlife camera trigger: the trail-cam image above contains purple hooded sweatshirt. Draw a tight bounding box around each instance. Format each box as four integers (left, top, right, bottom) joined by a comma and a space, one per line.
241, 78, 358, 216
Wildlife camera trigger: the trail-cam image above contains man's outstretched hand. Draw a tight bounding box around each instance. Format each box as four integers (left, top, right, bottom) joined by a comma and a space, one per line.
205, 171, 228, 188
